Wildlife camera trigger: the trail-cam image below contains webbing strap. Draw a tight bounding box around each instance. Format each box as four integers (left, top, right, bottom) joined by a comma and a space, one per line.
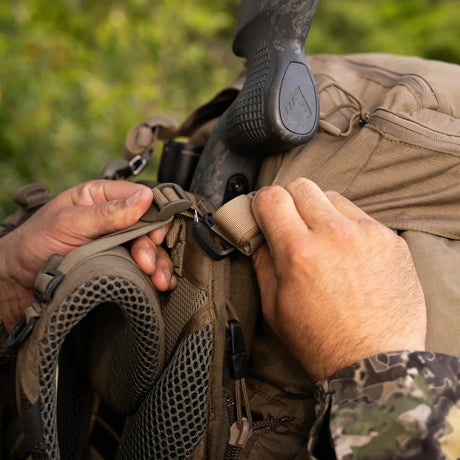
0, 183, 51, 237
124, 115, 177, 160
33, 183, 192, 299
211, 194, 264, 256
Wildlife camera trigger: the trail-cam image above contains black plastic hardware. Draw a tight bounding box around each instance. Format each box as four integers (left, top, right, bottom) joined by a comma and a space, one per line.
33, 270, 65, 304
7, 315, 39, 348
193, 211, 235, 261
158, 140, 203, 190
226, 320, 248, 380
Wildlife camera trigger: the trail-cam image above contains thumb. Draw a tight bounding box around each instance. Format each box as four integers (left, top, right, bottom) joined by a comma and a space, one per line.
252, 243, 278, 325
67, 187, 153, 239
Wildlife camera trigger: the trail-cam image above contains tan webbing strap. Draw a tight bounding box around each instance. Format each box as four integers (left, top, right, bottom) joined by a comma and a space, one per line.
212, 194, 264, 256
123, 115, 177, 160
1, 183, 51, 237
33, 184, 192, 301
102, 116, 177, 180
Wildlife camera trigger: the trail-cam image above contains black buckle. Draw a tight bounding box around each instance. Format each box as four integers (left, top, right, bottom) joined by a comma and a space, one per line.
193, 211, 235, 261
33, 270, 65, 304
8, 315, 38, 348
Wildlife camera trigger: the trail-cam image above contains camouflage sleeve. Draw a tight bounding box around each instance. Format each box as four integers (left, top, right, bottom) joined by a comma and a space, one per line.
310, 351, 460, 459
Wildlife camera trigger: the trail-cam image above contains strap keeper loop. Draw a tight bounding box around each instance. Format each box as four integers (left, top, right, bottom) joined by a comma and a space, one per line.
7, 315, 38, 348
33, 270, 65, 304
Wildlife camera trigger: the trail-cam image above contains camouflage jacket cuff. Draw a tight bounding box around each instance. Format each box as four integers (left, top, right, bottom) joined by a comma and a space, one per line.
313, 351, 460, 459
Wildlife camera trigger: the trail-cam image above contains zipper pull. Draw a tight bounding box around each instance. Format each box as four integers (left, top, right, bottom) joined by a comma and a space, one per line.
226, 320, 248, 379
226, 320, 253, 448
229, 417, 253, 448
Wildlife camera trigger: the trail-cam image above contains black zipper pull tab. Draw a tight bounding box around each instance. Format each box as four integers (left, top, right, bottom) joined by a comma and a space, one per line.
226, 320, 248, 380
226, 320, 253, 448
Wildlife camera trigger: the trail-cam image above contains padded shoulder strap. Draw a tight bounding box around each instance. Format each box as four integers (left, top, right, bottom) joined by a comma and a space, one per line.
9, 183, 192, 349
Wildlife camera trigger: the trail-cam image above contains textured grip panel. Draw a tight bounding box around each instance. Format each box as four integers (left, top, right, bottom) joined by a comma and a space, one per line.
226, 44, 270, 147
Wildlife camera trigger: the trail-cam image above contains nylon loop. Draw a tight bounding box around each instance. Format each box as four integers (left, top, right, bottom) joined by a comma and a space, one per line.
212, 194, 264, 256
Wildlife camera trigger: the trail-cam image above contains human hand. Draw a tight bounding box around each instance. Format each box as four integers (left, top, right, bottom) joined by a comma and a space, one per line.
251, 178, 426, 381
0, 180, 174, 330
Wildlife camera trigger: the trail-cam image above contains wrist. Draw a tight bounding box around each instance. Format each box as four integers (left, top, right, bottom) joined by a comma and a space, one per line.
0, 236, 10, 282
0, 230, 22, 285
0, 232, 33, 331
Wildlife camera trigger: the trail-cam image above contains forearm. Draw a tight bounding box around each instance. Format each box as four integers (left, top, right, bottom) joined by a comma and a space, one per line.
311, 351, 460, 459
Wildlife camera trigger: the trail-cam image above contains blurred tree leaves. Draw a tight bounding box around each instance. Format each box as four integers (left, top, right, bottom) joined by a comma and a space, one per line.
1, 0, 459, 217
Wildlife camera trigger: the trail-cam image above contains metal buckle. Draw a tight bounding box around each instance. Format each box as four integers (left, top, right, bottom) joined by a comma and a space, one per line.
128, 152, 150, 176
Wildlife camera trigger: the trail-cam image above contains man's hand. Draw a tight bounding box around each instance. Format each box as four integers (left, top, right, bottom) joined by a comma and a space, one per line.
0, 180, 175, 330
251, 178, 426, 381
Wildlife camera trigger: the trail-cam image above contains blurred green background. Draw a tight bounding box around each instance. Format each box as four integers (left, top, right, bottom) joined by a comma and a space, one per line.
1, 0, 460, 218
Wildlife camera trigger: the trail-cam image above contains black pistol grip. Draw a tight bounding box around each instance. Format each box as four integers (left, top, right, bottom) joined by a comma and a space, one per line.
224, 0, 320, 156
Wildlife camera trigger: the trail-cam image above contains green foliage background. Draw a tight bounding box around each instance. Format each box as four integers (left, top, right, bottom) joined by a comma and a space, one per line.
1, 0, 459, 218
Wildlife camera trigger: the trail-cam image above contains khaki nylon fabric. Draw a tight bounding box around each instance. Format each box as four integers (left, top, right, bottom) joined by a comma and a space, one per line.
255, 54, 460, 358
402, 231, 460, 355
258, 54, 460, 240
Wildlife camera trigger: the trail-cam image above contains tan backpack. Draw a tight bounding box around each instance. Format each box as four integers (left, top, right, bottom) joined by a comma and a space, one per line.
4, 52, 460, 459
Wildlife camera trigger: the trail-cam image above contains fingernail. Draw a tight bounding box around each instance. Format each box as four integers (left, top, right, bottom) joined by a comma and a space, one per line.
127, 190, 142, 207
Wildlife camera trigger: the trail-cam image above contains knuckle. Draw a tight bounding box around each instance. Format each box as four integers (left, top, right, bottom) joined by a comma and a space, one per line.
324, 217, 352, 242
285, 177, 311, 194
324, 190, 341, 200
104, 200, 120, 217
282, 240, 311, 269
253, 185, 285, 210
75, 181, 95, 205
359, 218, 394, 239
324, 190, 343, 205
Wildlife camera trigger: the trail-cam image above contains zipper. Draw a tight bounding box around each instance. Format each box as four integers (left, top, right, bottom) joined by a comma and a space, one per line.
223, 406, 291, 460
223, 320, 292, 460
344, 58, 438, 108
368, 109, 460, 156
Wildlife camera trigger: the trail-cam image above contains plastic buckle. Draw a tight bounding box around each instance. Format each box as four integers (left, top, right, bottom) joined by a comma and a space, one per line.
193, 211, 236, 261
33, 270, 65, 304
8, 315, 38, 348
155, 183, 193, 220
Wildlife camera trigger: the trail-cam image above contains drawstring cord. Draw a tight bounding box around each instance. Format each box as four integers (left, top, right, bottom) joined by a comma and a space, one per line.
317, 80, 370, 137
235, 378, 253, 431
